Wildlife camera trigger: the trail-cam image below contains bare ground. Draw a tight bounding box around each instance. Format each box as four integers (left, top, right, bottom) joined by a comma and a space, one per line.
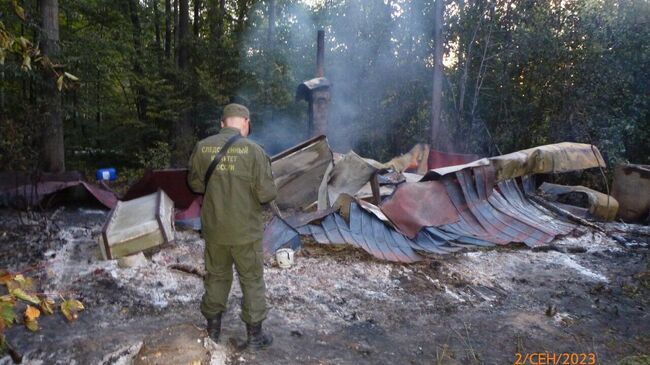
0, 208, 648, 365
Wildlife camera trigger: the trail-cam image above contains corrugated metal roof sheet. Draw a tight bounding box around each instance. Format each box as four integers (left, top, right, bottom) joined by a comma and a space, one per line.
261, 142, 601, 263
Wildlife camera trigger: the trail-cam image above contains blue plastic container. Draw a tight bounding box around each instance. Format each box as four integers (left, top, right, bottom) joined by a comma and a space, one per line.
96, 168, 117, 181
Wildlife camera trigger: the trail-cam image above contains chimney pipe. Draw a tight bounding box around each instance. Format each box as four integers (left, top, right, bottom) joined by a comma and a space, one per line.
316, 30, 325, 77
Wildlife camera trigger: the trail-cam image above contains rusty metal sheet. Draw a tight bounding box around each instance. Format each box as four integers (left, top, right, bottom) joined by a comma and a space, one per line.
428, 149, 480, 170
498, 180, 575, 233
0, 179, 117, 209
271, 135, 333, 210
538, 182, 619, 221
440, 174, 512, 244
423, 142, 606, 183
318, 151, 383, 208
380, 180, 459, 238
612, 163, 650, 221
270, 157, 581, 260
490, 142, 606, 182
284, 208, 337, 228
456, 170, 552, 247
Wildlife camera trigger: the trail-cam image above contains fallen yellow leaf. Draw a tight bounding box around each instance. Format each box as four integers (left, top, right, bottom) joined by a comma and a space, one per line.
25, 319, 38, 332
40, 298, 55, 315
61, 299, 85, 321
25, 305, 40, 321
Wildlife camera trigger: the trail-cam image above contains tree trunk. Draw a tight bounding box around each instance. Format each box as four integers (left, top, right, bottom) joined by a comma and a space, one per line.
153, 0, 162, 63
208, 0, 223, 42
178, 0, 189, 69
164, 0, 172, 59
172, 0, 194, 165
267, 0, 275, 45
173, 0, 178, 62
430, 0, 446, 151
39, 0, 65, 173
217, 0, 225, 41
208, 0, 216, 40
265, 0, 276, 122
127, 0, 147, 122
235, 0, 249, 38
193, 0, 201, 37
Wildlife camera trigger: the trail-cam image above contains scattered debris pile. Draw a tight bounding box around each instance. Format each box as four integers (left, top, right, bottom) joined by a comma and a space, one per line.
0, 171, 117, 209
264, 139, 622, 263
538, 182, 618, 221
123, 169, 203, 229
1, 138, 643, 267
612, 163, 650, 222
99, 190, 175, 260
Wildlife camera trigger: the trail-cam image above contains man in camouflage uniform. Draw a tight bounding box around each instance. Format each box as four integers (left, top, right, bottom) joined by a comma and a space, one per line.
187, 103, 277, 349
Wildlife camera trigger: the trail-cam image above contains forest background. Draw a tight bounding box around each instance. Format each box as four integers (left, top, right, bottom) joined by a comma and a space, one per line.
0, 0, 648, 184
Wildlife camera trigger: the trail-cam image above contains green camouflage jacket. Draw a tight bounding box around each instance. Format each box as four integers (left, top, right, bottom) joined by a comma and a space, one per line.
188, 127, 277, 245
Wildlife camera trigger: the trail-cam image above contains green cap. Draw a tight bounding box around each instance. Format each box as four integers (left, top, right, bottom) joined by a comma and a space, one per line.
222, 103, 250, 120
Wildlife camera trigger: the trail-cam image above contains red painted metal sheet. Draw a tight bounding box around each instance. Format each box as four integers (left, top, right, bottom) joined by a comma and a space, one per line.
123, 169, 200, 210
380, 181, 460, 239
1, 180, 117, 209
123, 169, 205, 223
427, 149, 480, 170
441, 175, 512, 244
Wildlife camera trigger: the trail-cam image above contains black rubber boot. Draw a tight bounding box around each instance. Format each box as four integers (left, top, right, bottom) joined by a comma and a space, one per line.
207, 313, 222, 342
246, 322, 273, 350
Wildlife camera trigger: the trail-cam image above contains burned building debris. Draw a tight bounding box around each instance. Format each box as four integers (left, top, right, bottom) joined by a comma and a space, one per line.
0, 137, 639, 266
122, 169, 202, 229
0, 171, 117, 209
296, 30, 332, 138
538, 182, 619, 221
612, 163, 650, 222
99, 190, 175, 260
262, 138, 623, 263
271, 135, 333, 210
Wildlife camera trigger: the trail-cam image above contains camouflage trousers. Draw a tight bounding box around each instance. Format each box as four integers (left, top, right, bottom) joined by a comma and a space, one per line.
200, 240, 268, 324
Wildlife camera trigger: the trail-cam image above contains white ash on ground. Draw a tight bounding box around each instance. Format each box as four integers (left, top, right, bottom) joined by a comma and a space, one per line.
0, 208, 648, 364
265, 253, 398, 330
40, 221, 205, 311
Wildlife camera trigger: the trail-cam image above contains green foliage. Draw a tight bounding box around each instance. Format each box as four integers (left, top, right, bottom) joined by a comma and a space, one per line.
136, 141, 171, 170
0, 0, 648, 176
